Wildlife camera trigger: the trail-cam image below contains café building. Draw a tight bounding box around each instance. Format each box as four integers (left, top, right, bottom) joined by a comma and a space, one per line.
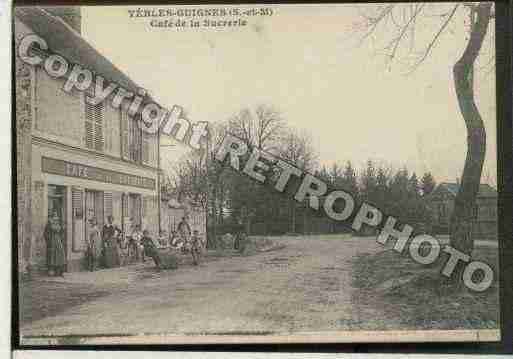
16, 7, 161, 272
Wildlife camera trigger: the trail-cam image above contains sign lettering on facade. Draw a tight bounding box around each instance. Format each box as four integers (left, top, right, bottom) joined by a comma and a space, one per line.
42, 157, 156, 190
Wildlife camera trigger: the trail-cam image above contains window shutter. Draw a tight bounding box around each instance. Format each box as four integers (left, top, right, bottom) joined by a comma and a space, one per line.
136, 118, 142, 163
71, 187, 85, 252
122, 193, 129, 218
85, 102, 94, 149
94, 101, 104, 151
85, 91, 104, 151
135, 195, 142, 225
104, 106, 112, 153
104, 192, 113, 218
121, 111, 130, 160
129, 116, 136, 161
72, 187, 84, 219
130, 116, 143, 163
142, 132, 149, 164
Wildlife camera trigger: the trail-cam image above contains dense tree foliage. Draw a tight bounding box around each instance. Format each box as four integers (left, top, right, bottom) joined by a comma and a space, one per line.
169, 106, 436, 239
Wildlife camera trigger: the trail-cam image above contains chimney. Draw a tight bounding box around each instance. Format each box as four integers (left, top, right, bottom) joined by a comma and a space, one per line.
42, 6, 81, 34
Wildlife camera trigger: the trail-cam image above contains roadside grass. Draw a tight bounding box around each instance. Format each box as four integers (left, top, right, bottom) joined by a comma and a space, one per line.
352, 245, 500, 330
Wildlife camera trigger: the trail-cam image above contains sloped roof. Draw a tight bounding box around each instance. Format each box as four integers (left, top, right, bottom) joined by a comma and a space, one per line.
15, 7, 140, 93
436, 182, 497, 198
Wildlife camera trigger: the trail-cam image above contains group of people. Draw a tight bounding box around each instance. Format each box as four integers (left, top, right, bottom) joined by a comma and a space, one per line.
44, 212, 204, 276
174, 216, 203, 265
85, 215, 168, 271
88, 215, 204, 269
85, 215, 123, 271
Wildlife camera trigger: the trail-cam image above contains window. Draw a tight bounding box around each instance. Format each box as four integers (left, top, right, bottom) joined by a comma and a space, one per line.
121, 111, 153, 165
142, 132, 150, 164
129, 115, 142, 162
122, 193, 129, 218
84, 92, 104, 151
121, 111, 130, 160
104, 192, 113, 219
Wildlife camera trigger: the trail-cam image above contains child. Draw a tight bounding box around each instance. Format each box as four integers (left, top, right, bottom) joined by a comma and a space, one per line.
190, 230, 202, 265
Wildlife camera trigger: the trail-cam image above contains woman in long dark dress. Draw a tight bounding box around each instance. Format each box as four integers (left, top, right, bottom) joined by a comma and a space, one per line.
177, 216, 191, 254
44, 212, 66, 276
102, 216, 121, 268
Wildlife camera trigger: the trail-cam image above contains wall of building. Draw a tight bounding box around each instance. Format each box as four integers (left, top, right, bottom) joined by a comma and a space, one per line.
15, 18, 36, 275
34, 70, 83, 144
16, 14, 163, 272
41, 6, 82, 34
15, 52, 34, 275
29, 139, 159, 271
17, 16, 159, 168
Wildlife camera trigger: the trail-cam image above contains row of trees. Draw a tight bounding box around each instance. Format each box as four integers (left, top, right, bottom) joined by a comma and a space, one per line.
166, 3, 494, 289
166, 104, 439, 238
317, 161, 437, 225
165, 104, 319, 237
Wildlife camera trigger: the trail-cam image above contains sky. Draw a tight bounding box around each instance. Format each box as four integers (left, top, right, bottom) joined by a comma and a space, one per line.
82, 4, 497, 186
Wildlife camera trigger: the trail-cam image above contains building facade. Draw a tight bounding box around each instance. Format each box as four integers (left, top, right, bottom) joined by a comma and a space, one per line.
427, 182, 498, 240
15, 7, 161, 273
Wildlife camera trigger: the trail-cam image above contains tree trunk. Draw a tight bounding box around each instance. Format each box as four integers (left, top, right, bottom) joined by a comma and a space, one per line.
449, 3, 491, 285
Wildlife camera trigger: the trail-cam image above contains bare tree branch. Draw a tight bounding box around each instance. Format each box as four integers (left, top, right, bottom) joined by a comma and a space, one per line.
408, 4, 460, 72
389, 4, 425, 61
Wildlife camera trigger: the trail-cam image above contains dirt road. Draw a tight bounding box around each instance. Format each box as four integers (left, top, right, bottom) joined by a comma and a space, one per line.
21, 235, 385, 338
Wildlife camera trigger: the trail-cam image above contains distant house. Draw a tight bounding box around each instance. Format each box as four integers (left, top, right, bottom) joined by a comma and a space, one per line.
426, 182, 497, 240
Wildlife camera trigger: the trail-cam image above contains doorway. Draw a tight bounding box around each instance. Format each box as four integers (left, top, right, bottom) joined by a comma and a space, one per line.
47, 184, 67, 269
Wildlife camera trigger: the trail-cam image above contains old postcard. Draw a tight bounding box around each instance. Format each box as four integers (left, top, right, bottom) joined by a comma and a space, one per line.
14, 3, 501, 345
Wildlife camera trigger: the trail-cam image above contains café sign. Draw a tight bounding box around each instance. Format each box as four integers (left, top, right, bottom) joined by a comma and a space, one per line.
42, 157, 156, 190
